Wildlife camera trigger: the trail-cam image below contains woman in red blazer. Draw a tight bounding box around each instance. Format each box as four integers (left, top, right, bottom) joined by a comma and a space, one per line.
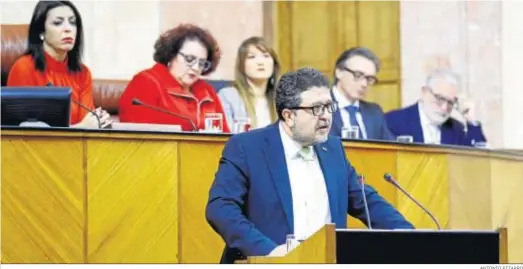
118, 24, 230, 132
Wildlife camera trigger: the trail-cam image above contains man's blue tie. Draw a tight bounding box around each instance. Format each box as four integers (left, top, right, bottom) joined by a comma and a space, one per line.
345, 105, 363, 138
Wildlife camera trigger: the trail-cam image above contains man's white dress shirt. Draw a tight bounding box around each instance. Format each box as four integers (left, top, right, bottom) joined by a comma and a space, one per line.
279, 123, 331, 240
333, 86, 368, 139
418, 103, 441, 144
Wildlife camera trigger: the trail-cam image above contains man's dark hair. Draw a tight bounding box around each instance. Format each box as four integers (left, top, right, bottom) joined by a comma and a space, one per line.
275, 67, 330, 120
333, 47, 380, 85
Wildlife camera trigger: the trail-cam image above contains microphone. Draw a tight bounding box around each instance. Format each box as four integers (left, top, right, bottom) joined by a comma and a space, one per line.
131, 98, 197, 131
71, 99, 102, 129
357, 174, 372, 230
383, 173, 441, 230
47, 82, 101, 128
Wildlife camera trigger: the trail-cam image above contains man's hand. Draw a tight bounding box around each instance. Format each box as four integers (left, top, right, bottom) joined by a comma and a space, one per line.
267, 244, 287, 257
457, 95, 480, 125
460, 100, 477, 123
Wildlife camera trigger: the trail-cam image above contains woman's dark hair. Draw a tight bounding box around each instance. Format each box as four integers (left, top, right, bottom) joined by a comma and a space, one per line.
153, 23, 221, 76
26, 0, 84, 73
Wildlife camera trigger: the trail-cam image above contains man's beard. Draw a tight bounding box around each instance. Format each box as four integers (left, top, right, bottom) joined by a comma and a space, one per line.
423, 103, 451, 125
429, 111, 450, 125
291, 125, 315, 146
290, 125, 328, 146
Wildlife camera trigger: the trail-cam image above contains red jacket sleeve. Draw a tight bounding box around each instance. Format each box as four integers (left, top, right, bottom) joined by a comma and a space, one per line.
118, 72, 181, 125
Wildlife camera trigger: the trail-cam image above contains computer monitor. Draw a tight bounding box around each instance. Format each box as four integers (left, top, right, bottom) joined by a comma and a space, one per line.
1, 86, 72, 127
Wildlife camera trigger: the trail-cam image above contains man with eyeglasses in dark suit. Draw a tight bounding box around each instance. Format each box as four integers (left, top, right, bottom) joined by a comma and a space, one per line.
206, 68, 413, 264
384, 68, 487, 147
329, 47, 396, 141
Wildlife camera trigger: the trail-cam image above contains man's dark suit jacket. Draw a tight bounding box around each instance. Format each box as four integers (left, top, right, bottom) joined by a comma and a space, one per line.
329, 92, 396, 141
384, 103, 487, 146
206, 122, 414, 264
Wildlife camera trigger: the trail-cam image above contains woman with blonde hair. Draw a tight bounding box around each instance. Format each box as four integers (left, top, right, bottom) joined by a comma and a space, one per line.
218, 36, 280, 131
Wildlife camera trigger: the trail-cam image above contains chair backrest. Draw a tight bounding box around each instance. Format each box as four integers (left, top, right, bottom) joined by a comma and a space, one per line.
92, 79, 232, 116
205, 79, 232, 93
1, 24, 29, 86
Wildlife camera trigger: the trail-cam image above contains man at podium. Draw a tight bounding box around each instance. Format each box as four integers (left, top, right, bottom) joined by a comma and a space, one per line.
206, 68, 414, 264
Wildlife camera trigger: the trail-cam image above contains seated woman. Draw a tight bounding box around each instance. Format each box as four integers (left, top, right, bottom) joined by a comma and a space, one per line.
7, 0, 111, 128
218, 36, 280, 130
118, 23, 230, 132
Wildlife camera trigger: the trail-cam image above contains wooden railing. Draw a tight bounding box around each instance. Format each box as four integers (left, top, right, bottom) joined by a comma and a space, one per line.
2, 127, 522, 263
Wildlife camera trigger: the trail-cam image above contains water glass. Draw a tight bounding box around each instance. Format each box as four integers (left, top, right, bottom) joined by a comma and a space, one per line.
204, 113, 223, 133
286, 234, 301, 253
397, 135, 414, 143
341, 126, 359, 139
232, 117, 251, 134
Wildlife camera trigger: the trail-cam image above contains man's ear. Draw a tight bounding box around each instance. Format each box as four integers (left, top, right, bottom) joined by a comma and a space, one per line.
282, 109, 295, 127
334, 68, 342, 84
420, 86, 430, 102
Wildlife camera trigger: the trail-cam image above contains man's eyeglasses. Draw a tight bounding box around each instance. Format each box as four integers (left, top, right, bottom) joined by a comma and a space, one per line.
179, 52, 212, 72
427, 87, 457, 108
342, 67, 378, 85
288, 102, 338, 116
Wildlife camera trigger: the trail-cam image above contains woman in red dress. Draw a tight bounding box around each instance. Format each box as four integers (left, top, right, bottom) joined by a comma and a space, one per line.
7, 0, 111, 128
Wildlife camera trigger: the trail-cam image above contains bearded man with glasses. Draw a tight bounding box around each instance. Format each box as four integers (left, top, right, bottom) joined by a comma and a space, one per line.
206, 67, 413, 264
118, 23, 230, 132
385, 68, 486, 146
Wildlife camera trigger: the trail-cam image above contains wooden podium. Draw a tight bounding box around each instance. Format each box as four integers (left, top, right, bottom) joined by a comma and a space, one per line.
246, 225, 337, 264
245, 224, 508, 264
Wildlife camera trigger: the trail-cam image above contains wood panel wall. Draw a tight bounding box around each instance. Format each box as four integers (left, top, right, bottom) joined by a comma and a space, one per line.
2, 130, 523, 263
269, 1, 401, 112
